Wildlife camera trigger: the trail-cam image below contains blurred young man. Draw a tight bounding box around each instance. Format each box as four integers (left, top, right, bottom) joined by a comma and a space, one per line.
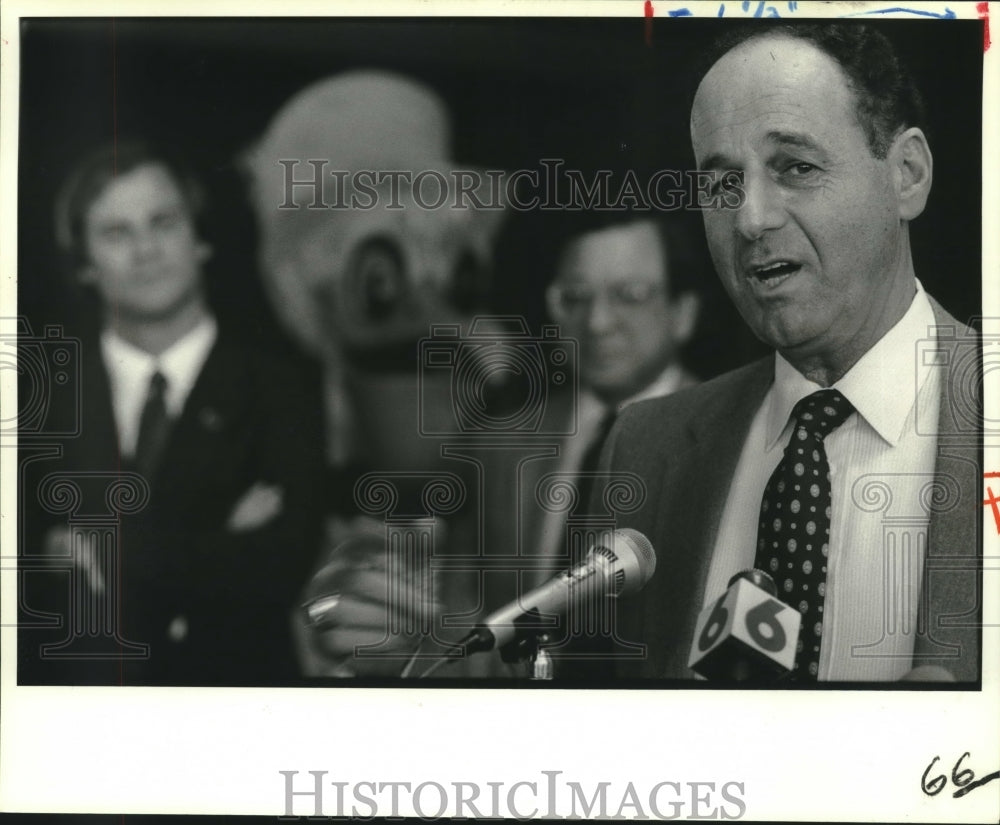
19, 141, 325, 685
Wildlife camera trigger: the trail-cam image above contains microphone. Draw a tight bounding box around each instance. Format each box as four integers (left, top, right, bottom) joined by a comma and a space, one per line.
688, 569, 802, 682
458, 528, 656, 655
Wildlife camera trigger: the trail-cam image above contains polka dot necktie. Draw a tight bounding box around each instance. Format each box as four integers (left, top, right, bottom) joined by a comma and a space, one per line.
753, 388, 854, 681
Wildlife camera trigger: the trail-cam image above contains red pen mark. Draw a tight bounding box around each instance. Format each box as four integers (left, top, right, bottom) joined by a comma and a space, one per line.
984, 473, 1000, 534
645, 0, 654, 48
977, 2, 991, 52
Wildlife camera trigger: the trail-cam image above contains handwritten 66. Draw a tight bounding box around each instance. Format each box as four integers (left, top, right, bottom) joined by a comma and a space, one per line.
921, 752, 999, 799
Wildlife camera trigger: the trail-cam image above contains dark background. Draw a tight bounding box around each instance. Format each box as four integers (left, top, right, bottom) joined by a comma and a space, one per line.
18, 17, 984, 380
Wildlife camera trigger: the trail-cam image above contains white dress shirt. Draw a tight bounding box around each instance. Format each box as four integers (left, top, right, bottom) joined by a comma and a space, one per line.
100, 316, 218, 457
705, 281, 940, 681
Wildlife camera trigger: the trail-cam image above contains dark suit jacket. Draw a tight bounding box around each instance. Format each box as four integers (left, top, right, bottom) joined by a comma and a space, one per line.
566, 297, 981, 683
507, 371, 701, 582
18, 321, 326, 685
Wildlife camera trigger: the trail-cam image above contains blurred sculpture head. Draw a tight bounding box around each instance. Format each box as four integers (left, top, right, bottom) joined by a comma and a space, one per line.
246, 70, 504, 362
245, 70, 506, 466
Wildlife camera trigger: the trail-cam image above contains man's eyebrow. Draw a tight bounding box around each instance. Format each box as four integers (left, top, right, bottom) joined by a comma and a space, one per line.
698, 131, 828, 170
766, 130, 825, 154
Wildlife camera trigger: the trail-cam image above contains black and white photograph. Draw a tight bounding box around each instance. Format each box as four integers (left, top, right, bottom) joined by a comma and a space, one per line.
1, 1, 997, 821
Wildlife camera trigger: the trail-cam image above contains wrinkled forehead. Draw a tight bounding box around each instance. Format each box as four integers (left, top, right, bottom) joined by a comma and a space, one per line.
690, 35, 859, 159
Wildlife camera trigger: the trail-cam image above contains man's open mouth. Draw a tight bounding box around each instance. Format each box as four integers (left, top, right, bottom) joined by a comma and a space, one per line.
748, 261, 801, 286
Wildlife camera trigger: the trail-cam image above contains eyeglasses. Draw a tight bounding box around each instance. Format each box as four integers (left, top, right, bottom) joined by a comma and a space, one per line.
546, 280, 666, 318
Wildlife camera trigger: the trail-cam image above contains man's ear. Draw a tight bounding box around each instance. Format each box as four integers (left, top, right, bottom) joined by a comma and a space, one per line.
891, 126, 933, 221
668, 291, 699, 345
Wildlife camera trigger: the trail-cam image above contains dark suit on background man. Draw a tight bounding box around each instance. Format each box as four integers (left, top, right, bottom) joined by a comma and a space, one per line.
19, 318, 325, 686
511, 368, 700, 588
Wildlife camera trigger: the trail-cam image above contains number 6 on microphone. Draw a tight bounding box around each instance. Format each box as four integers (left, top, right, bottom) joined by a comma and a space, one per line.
688, 574, 802, 681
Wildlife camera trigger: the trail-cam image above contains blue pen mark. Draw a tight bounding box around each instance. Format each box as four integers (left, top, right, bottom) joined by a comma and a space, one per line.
715, 1, 953, 18
668, 7, 693, 16
717, 1, 797, 17
842, 6, 957, 19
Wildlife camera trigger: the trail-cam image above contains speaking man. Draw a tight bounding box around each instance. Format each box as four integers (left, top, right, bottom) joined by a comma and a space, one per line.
584, 24, 981, 683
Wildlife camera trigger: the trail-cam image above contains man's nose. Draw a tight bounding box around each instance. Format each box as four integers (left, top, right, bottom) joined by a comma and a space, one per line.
586, 291, 617, 334
735, 172, 785, 241
131, 225, 163, 260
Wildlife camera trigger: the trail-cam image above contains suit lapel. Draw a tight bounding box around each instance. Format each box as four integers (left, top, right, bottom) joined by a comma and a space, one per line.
149, 331, 253, 511
646, 358, 774, 678
914, 300, 981, 680
685, 359, 774, 580
74, 331, 123, 471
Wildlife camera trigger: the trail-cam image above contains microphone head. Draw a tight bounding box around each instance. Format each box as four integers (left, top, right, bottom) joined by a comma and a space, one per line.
589, 528, 657, 596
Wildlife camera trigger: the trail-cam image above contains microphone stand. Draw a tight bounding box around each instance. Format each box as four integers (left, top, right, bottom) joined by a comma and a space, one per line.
497, 627, 554, 681
411, 624, 555, 680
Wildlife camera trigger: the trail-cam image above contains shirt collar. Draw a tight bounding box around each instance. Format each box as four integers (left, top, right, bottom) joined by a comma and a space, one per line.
101, 316, 218, 414
577, 391, 609, 438
620, 363, 685, 410
581, 363, 686, 419
101, 329, 156, 385
765, 280, 935, 449
157, 316, 218, 392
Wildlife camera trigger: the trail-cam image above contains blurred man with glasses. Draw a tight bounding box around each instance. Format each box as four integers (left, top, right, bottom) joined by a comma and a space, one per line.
518, 212, 706, 613
547, 213, 703, 424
